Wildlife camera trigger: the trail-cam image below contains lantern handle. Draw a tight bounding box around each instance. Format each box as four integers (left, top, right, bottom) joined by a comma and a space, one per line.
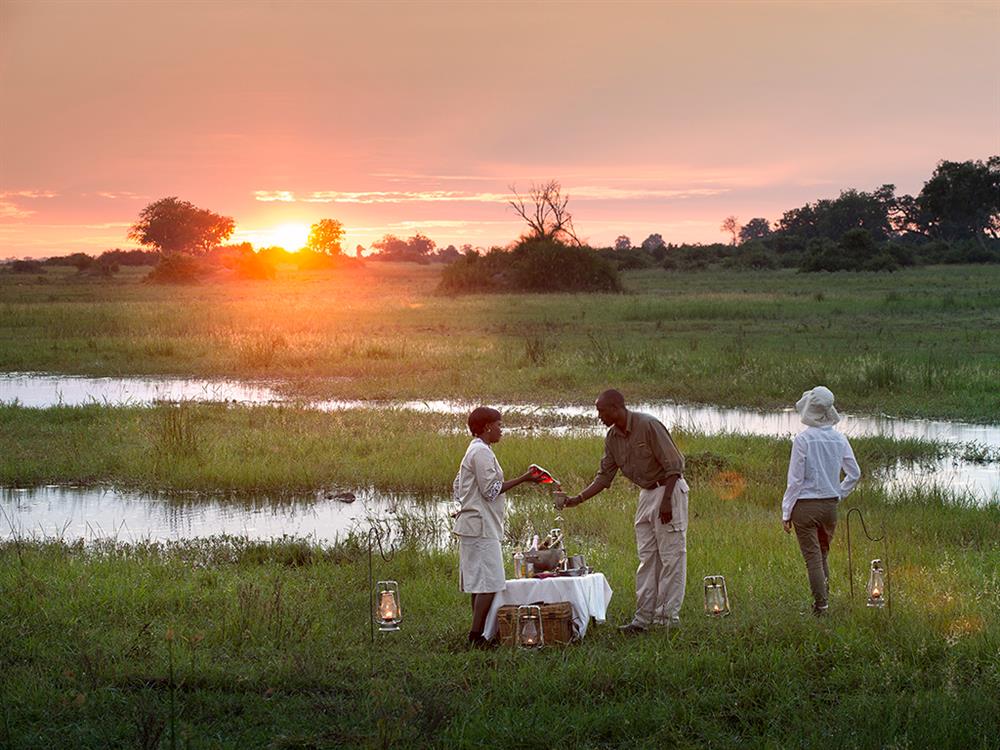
845, 506, 890, 616
368, 519, 397, 660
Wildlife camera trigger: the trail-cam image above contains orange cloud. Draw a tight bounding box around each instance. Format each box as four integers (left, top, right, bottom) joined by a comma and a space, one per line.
0, 190, 58, 220
253, 185, 731, 205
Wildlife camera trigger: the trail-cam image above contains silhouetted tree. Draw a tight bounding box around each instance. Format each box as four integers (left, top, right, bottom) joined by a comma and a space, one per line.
371, 233, 436, 263
640, 233, 666, 252
738, 218, 771, 244
721, 216, 740, 246
907, 158, 1000, 244
776, 186, 897, 242
306, 219, 345, 255
508, 180, 580, 245
614, 235, 632, 251
128, 197, 234, 255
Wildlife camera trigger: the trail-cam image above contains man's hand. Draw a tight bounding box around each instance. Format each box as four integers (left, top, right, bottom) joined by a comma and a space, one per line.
782, 520, 793, 534
557, 492, 583, 508
657, 477, 678, 524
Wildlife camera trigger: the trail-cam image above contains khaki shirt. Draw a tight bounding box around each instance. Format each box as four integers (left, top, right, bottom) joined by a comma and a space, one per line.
593, 411, 684, 491
452, 438, 505, 539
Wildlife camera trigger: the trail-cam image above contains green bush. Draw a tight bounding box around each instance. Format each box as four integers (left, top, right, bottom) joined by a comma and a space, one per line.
724, 241, 780, 270
438, 239, 622, 294
145, 254, 212, 284
597, 247, 657, 270
233, 252, 277, 280
4, 259, 46, 274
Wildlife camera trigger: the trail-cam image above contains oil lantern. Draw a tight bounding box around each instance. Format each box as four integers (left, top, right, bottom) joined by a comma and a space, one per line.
375, 580, 402, 631
866, 559, 886, 608
516, 604, 544, 649
703, 575, 731, 617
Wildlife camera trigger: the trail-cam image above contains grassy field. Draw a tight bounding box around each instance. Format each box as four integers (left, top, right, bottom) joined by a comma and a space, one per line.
2, 403, 999, 747
1, 263, 998, 421
2, 262, 999, 747
2, 485, 998, 749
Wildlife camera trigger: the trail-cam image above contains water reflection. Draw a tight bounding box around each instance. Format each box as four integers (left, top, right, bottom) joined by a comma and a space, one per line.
0, 373, 284, 408
3, 373, 996, 447
0, 486, 454, 547
1, 373, 997, 503
882, 457, 1000, 502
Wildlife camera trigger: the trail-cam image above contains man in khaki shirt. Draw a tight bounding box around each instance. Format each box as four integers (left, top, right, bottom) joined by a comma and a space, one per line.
558, 389, 689, 634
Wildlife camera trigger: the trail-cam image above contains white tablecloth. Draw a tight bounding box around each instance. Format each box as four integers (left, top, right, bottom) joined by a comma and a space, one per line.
482, 573, 613, 640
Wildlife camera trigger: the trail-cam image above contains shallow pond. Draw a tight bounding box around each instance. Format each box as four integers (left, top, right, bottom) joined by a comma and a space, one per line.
2, 373, 997, 503
3, 372, 997, 444
0, 485, 454, 547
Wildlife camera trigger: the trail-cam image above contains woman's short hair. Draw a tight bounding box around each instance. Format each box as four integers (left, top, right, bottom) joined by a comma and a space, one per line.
468, 406, 502, 436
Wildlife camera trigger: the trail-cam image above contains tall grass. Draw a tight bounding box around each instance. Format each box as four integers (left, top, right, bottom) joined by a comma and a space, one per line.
2, 264, 999, 420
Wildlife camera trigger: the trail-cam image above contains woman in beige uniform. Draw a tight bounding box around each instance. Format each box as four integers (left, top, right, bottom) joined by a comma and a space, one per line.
453, 406, 542, 648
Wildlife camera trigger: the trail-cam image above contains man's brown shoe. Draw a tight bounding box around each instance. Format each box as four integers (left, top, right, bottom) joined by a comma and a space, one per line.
618, 622, 648, 635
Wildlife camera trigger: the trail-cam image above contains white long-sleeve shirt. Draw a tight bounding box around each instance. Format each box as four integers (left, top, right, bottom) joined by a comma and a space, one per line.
781, 426, 861, 521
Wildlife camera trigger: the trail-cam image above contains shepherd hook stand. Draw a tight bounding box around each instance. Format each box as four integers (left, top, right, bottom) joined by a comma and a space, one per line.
844, 507, 891, 616
367, 520, 396, 672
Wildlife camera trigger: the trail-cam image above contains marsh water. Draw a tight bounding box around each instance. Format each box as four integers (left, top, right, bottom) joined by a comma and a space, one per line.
1, 373, 997, 544
3, 372, 997, 446
0, 485, 454, 547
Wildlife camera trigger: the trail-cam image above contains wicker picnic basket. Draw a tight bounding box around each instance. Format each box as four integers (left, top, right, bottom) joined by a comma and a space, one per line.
496, 601, 575, 646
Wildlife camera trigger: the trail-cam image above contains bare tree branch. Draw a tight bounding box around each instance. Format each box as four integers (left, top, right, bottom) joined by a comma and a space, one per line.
508, 180, 581, 245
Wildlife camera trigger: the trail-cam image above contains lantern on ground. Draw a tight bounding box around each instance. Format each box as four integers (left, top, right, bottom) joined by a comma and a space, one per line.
375, 580, 401, 631
866, 559, 886, 608
516, 605, 544, 649
703, 575, 731, 617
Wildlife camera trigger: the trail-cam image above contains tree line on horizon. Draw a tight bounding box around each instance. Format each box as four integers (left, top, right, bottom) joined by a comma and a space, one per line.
4, 157, 996, 285
606, 156, 999, 274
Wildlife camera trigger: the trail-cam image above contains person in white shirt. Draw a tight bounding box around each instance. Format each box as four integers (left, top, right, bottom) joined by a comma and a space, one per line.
453, 406, 543, 648
781, 386, 861, 615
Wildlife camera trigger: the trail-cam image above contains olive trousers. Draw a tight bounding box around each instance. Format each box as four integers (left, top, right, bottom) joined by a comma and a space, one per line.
790, 498, 838, 608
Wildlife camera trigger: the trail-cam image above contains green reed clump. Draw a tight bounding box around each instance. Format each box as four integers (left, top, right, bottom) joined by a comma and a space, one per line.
150, 402, 199, 459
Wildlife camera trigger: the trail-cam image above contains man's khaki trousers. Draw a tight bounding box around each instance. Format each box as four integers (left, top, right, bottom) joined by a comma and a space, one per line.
633, 477, 689, 626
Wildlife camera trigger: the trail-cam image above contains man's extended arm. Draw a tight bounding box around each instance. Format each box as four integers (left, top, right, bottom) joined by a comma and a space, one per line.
559, 439, 618, 507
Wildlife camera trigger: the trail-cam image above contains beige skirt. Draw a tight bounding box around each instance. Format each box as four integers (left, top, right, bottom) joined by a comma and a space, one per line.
458, 537, 506, 594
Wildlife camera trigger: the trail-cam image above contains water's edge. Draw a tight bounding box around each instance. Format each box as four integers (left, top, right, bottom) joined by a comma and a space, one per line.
1, 374, 997, 517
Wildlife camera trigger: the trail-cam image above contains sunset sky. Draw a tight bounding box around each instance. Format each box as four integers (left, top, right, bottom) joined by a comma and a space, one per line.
1, 0, 997, 259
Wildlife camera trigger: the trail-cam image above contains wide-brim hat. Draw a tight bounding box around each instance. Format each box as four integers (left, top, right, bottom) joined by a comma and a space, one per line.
796, 386, 841, 427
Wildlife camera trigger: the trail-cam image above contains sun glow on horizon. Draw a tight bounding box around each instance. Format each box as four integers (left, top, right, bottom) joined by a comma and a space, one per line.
232, 222, 311, 252
269, 223, 311, 252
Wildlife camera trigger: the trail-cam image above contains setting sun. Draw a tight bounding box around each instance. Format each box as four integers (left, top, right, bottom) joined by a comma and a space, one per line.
270, 223, 311, 252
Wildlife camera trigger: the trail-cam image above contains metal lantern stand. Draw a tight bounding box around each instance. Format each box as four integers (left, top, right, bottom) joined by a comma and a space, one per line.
367, 520, 399, 674
845, 507, 891, 616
